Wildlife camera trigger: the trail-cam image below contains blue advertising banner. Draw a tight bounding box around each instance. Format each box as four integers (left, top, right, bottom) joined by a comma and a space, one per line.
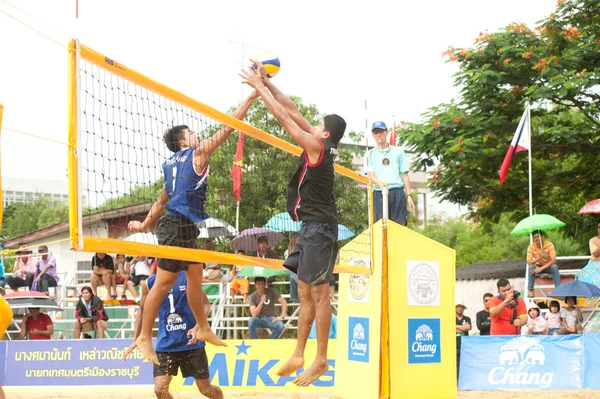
583, 333, 600, 389
4, 338, 153, 386
348, 316, 369, 363
459, 335, 584, 390
407, 318, 441, 364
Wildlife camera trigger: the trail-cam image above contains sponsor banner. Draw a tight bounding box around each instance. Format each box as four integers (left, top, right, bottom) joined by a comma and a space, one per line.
171, 339, 336, 391
583, 332, 600, 389
406, 260, 440, 306
5, 339, 153, 386
407, 318, 441, 364
459, 335, 583, 390
348, 316, 369, 363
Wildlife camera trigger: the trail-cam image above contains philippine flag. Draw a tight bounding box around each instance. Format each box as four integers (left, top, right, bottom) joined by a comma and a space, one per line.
499, 106, 530, 184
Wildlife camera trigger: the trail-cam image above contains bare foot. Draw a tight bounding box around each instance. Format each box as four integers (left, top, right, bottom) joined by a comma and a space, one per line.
294, 358, 329, 386
195, 326, 227, 347
276, 355, 304, 376
135, 335, 158, 364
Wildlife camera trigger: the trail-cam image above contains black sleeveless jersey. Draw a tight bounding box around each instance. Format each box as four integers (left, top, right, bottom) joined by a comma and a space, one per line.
286, 140, 338, 223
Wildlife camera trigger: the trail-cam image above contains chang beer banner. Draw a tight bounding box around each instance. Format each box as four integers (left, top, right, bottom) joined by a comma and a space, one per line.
459, 335, 584, 390
171, 340, 335, 391
5, 339, 153, 386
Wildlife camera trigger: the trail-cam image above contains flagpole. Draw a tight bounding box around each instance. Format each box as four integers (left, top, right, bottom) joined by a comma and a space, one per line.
235, 200, 240, 233
527, 104, 533, 219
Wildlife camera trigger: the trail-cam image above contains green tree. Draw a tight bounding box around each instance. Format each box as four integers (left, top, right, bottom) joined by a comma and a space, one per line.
1, 197, 69, 239
401, 0, 600, 247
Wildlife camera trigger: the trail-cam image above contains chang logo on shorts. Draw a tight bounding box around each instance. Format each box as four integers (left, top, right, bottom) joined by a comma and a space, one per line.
166, 313, 186, 332
487, 336, 553, 389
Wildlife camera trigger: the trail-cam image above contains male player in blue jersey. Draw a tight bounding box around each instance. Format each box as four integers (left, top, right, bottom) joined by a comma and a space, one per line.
128, 90, 259, 363
124, 272, 223, 399
240, 63, 346, 386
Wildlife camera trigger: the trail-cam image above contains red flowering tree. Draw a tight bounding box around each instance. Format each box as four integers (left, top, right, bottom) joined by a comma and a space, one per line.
402, 0, 600, 241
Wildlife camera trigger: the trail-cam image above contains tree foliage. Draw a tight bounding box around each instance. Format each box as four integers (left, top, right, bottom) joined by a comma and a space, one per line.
1, 197, 69, 239
401, 0, 600, 246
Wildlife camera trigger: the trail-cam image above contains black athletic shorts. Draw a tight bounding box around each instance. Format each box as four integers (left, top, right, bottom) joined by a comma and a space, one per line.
156, 214, 199, 273
154, 347, 209, 379
283, 221, 338, 286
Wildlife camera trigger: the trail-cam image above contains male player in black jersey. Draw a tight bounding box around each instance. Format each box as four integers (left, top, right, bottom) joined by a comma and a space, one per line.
240, 62, 346, 386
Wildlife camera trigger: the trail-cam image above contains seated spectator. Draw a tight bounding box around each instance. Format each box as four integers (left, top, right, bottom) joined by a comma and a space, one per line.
202, 240, 223, 282
75, 286, 109, 339
32, 246, 59, 296
489, 278, 527, 335
284, 233, 299, 303
559, 296, 583, 335
90, 253, 115, 300
0, 261, 6, 289
20, 307, 53, 340
545, 300, 562, 335
230, 250, 250, 303
525, 307, 548, 335
309, 312, 337, 339
113, 254, 132, 300
476, 293, 493, 335
126, 256, 152, 303
527, 231, 560, 297
7, 246, 38, 291
248, 277, 287, 339
256, 236, 279, 259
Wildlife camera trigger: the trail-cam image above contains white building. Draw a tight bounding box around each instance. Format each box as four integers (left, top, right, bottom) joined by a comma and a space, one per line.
2, 176, 87, 207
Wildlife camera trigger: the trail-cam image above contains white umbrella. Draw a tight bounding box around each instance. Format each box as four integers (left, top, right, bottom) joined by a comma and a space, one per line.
197, 218, 238, 238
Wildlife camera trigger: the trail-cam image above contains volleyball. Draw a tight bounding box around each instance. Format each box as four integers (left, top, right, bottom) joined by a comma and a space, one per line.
253, 52, 280, 78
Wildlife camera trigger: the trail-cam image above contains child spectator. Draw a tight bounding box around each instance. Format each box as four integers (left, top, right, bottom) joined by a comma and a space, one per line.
526, 307, 548, 335
545, 300, 562, 335
560, 296, 583, 334
113, 254, 132, 300
230, 250, 250, 303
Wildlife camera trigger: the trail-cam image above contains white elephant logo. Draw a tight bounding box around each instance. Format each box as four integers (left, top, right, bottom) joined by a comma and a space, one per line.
499, 350, 519, 365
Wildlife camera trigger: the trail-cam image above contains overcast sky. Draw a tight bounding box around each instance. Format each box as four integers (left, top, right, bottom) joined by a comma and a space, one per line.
0, 0, 556, 216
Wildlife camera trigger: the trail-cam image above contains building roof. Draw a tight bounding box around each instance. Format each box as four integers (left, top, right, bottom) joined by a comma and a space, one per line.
2, 203, 152, 249
456, 258, 589, 281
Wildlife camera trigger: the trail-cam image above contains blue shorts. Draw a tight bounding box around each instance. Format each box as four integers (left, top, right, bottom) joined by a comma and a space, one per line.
548, 328, 560, 335
373, 187, 407, 224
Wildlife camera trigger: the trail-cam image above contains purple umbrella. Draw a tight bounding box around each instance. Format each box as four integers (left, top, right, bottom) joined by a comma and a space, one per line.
229, 227, 285, 252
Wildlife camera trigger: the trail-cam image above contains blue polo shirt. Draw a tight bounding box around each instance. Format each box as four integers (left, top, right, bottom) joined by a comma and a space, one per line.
364, 145, 409, 191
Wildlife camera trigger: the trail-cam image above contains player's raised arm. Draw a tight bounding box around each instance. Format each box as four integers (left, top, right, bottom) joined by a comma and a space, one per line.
239, 67, 322, 163
194, 90, 259, 168
250, 59, 314, 134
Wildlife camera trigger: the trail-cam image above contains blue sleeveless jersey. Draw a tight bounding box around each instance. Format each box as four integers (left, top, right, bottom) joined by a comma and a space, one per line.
147, 272, 205, 352
162, 147, 210, 223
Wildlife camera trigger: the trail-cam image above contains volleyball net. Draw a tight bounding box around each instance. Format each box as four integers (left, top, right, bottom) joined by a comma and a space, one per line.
68, 40, 372, 274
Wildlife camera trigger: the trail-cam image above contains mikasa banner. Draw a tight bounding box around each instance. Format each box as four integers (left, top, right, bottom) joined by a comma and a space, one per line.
459, 335, 590, 390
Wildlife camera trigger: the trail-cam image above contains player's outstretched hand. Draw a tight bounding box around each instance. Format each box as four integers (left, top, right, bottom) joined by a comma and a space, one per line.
128, 220, 143, 233
239, 66, 264, 90
249, 59, 268, 81
123, 342, 136, 362
187, 325, 199, 345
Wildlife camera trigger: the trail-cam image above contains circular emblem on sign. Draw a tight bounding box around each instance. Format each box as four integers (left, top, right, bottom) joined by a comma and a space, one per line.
349, 260, 370, 300
382, 157, 390, 166
408, 262, 438, 304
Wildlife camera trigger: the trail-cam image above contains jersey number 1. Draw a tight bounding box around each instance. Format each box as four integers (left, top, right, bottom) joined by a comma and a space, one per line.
168, 293, 175, 313
172, 166, 177, 192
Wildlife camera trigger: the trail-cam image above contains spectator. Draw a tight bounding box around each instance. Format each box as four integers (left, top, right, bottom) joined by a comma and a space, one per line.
90, 253, 115, 300
0, 261, 6, 289
230, 250, 250, 303
74, 286, 109, 339
256, 236, 279, 259
126, 256, 152, 303
284, 233, 299, 303
455, 302, 471, 380
527, 230, 560, 298
590, 220, 600, 264
545, 300, 562, 335
489, 278, 527, 335
248, 277, 287, 339
113, 254, 132, 300
364, 121, 414, 226
476, 293, 493, 336
559, 296, 583, 335
525, 307, 548, 335
202, 240, 223, 282
20, 308, 53, 340
32, 246, 59, 296
7, 245, 38, 291
309, 312, 337, 339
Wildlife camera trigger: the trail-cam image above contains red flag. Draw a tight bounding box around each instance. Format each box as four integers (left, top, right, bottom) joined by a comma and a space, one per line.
231, 132, 244, 201
499, 106, 530, 184
390, 119, 397, 146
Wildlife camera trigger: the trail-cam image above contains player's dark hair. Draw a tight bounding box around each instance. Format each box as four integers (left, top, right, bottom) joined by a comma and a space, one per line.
323, 114, 346, 145
164, 125, 189, 152
254, 277, 266, 283
497, 278, 510, 289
